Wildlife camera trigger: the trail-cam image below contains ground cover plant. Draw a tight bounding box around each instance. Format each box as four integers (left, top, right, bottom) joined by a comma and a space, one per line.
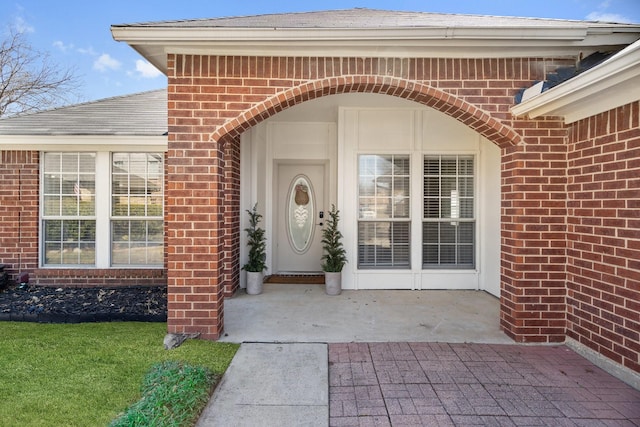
109, 361, 215, 427
0, 322, 238, 427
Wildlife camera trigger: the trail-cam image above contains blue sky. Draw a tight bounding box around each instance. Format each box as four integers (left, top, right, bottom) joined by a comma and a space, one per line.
4, 0, 640, 103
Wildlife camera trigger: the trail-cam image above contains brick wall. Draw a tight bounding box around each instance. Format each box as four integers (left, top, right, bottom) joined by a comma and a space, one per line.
566, 101, 640, 373
0, 150, 167, 288
500, 118, 569, 343
165, 54, 576, 341
0, 151, 39, 280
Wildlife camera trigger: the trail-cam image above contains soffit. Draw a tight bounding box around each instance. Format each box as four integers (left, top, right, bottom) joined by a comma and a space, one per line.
111, 9, 640, 73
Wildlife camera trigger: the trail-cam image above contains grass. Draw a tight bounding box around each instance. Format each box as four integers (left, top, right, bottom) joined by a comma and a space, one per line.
0, 322, 239, 427
109, 361, 215, 427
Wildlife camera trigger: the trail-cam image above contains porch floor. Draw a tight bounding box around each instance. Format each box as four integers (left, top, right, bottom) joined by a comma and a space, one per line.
218, 284, 512, 344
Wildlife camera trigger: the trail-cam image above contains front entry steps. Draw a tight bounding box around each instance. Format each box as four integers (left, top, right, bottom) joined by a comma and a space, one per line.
264, 274, 324, 284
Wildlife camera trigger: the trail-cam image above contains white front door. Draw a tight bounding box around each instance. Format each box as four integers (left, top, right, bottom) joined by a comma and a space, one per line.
275, 163, 326, 273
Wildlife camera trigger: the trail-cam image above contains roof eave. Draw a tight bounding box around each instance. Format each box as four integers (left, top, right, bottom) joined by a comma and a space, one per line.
511, 39, 640, 124
0, 134, 168, 151
112, 25, 640, 74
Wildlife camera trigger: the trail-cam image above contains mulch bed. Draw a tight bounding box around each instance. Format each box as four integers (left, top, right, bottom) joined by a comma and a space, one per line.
0, 285, 167, 323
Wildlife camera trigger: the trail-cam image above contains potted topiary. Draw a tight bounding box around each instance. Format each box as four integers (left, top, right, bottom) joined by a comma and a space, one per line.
242, 203, 267, 295
321, 204, 347, 295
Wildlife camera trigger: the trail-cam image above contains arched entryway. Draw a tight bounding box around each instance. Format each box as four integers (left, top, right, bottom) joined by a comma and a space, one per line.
167, 60, 564, 344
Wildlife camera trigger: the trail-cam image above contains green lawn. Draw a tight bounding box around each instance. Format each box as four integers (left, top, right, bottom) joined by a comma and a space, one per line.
0, 322, 239, 427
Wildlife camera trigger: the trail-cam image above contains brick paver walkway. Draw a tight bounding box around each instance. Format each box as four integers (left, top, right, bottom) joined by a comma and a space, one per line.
329, 343, 640, 426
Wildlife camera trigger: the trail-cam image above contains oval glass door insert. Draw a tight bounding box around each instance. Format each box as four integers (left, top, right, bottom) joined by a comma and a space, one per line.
286, 175, 315, 254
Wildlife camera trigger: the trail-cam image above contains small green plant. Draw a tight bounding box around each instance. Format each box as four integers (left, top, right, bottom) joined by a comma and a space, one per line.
242, 203, 267, 272
109, 361, 214, 427
321, 204, 347, 272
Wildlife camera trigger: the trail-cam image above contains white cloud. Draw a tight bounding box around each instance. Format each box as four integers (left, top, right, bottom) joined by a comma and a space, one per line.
134, 60, 163, 78
586, 12, 633, 23
52, 41, 74, 52
93, 54, 122, 72
78, 47, 98, 56
13, 16, 34, 34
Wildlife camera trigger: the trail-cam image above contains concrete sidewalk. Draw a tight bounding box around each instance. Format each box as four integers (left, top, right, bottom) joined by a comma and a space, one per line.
196, 343, 328, 427
196, 342, 640, 426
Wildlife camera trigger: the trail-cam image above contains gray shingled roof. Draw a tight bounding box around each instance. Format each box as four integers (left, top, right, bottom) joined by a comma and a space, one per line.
114, 8, 638, 29
0, 90, 167, 136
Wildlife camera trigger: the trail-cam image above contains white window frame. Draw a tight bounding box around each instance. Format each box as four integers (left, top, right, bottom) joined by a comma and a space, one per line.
110, 153, 164, 267
422, 154, 477, 269
356, 153, 412, 269
40, 152, 97, 266
40, 150, 164, 269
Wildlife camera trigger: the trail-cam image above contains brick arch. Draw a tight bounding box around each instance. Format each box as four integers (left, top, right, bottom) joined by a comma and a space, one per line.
210, 75, 522, 147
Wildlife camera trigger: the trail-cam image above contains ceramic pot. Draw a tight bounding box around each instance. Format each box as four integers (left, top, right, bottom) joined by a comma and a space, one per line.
246, 271, 264, 295
324, 271, 342, 296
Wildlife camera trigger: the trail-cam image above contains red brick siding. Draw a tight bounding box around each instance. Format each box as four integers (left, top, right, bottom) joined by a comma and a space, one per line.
165, 54, 575, 341
500, 118, 569, 343
0, 151, 39, 280
566, 101, 640, 373
30, 268, 166, 288
0, 150, 167, 288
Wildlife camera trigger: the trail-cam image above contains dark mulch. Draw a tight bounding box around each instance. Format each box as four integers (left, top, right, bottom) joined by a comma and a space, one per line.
0, 285, 167, 323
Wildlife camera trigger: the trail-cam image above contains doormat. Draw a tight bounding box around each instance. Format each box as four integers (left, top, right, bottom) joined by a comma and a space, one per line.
264, 274, 325, 284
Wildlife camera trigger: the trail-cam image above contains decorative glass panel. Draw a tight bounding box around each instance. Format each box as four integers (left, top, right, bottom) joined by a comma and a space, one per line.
286, 175, 315, 254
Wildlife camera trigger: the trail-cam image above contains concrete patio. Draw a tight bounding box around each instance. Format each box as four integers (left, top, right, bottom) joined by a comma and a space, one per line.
218, 284, 511, 344
198, 284, 640, 426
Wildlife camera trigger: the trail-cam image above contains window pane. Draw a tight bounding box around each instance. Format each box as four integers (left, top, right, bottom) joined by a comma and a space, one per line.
358, 154, 410, 269
61, 196, 78, 216
61, 153, 79, 173
43, 174, 60, 195
43, 219, 95, 266
43, 196, 60, 216
147, 243, 164, 265
358, 221, 410, 268
422, 221, 475, 269
422, 155, 475, 269
358, 154, 410, 221
44, 220, 62, 241
441, 157, 457, 175
110, 153, 164, 266
460, 199, 474, 218
42, 152, 95, 219
111, 220, 163, 266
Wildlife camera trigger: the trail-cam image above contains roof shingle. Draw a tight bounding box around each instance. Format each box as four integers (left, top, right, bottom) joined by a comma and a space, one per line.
0, 90, 167, 136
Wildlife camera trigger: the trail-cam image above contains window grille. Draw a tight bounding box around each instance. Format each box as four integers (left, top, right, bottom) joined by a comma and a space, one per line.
357, 154, 411, 268
423, 155, 475, 269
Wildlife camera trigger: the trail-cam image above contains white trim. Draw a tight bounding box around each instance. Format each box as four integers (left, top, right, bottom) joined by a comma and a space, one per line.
38, 150, 165, 270
0, 135, 167, 151
511, 39, 640, 123
112, 25, 640, 73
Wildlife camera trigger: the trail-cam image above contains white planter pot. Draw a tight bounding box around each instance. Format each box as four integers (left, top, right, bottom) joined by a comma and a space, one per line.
324, 271, 342, 296
246, 271, 264, 295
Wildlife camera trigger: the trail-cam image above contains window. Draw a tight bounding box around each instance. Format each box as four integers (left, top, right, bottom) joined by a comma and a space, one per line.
357, 155, 410, 268
41, 151, 163, 267
111, 153, 163, 266
42, 153, 96, 265
423, 155, 475, 268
